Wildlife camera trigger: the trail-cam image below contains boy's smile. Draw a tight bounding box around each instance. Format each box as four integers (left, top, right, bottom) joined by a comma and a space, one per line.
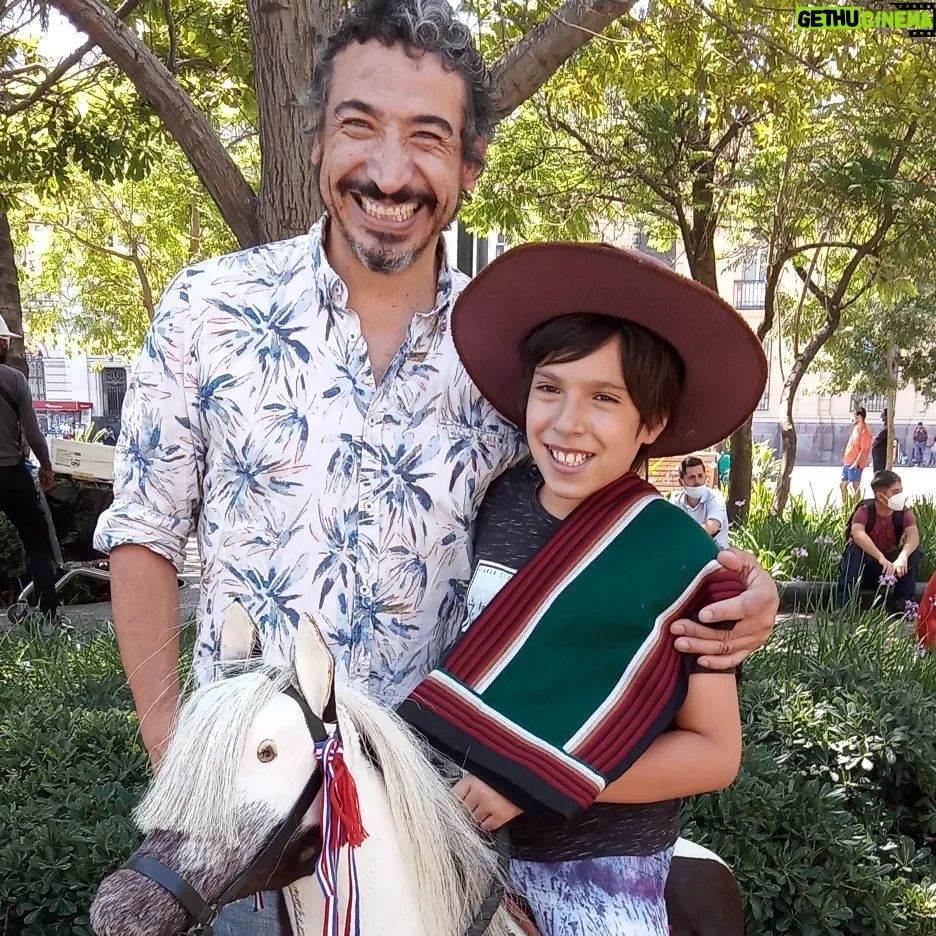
526, 338, 665, 519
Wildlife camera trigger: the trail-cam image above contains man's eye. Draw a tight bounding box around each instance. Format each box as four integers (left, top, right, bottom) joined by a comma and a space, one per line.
414, 131, 444, 143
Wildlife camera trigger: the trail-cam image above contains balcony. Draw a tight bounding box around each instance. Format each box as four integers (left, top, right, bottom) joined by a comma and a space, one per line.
733, 279, 766, 310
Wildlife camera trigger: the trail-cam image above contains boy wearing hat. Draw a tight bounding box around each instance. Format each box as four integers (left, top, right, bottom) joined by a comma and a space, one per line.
400, 244, 767, 934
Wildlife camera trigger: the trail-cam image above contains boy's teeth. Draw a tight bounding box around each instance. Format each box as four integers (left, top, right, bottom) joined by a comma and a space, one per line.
361, 197, 418, 222
550, 447, 591, 467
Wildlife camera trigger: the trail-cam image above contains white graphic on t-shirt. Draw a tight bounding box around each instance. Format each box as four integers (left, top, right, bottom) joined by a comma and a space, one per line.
464, 560, 516, 628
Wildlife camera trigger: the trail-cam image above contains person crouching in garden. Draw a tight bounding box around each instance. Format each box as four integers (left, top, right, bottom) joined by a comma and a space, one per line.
400, 243, 768, 936
836, 469, 923, 613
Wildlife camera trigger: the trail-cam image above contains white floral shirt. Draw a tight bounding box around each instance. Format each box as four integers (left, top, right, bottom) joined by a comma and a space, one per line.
94, 219, 526, 703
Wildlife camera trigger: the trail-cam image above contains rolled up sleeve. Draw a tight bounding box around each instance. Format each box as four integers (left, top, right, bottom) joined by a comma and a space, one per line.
94, 273, 202, 572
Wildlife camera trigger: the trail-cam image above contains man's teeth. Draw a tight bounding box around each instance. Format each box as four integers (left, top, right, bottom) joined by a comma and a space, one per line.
360, 196, 418, 222
549, 447, 592, 468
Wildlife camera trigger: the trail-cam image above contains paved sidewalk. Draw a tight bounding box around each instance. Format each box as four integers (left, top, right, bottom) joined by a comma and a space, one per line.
3, 536, 202, 631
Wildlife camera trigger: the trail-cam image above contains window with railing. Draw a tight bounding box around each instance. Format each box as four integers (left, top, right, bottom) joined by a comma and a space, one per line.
26, 352, 45, 401
102, 367, 128, 419
850, 394, 886, 414
734, 248, 767, 309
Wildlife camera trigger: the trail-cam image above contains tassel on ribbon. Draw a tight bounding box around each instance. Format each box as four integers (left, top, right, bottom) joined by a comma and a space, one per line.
253, 892, 265, 912
314, 736, 368, 936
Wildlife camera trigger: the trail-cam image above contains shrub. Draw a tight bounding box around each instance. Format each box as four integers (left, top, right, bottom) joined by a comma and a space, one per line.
682, 607, 936, 934
0, 622, 150, 935
0, 513, 26, 603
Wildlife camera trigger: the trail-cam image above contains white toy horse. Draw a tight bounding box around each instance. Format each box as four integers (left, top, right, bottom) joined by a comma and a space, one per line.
90, 607, 743, 936
91, 606, 523, 936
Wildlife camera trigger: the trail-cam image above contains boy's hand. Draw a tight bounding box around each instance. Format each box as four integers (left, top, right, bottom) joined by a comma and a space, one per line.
670, 547, 778, 669
453, 774, 522, 831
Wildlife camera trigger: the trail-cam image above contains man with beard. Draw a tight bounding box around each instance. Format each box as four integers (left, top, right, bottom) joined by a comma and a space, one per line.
94, 0, 780, 929
0, 318, 58, 619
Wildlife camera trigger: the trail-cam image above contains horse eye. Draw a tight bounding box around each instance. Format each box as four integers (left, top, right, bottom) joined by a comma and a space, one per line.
257, 741, 278, 763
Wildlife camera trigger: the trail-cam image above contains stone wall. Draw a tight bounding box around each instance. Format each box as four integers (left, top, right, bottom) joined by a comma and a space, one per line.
752, 420, 918, 466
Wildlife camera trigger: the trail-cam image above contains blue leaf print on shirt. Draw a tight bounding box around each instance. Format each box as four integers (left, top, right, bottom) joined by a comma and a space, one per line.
216, 435, 302, 520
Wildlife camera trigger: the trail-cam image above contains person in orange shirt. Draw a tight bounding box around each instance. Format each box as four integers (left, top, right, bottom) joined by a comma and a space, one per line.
840, 406, 873, 502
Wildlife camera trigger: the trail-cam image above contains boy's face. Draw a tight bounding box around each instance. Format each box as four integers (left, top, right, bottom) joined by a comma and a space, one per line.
525, 337, 665, 519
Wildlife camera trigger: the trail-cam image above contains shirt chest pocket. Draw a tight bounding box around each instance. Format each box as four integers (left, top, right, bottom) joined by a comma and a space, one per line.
434, 421, 514, 521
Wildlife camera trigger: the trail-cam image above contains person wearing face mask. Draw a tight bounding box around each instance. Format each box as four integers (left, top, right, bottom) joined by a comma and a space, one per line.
0, 318, 59, 620
672, 455, 729, 549
836, 469, 923, 612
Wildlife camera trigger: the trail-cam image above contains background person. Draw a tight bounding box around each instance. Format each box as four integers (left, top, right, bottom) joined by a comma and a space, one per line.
672, 455, 730, 549
0, 319, 58, 619
911, 422, 929, 466
836, 469, 922, 613
840, 407, 873, 502
871, 409, 888, 474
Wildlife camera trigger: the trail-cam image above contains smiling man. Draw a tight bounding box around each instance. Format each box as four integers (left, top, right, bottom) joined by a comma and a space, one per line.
94, 0, 780, 930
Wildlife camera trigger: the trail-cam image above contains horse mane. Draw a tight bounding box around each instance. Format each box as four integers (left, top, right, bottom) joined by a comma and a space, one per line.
337, 690, 514, 936
134, 663, 292, 848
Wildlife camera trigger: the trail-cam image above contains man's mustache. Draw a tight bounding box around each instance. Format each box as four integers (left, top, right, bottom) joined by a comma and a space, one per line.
339, 179, 437, 210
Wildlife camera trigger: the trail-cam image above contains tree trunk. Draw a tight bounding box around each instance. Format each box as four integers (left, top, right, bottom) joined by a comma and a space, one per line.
727, 417, 753, 520
772, 303, 843, 513
246, 0, 342, 240
885, 333, 897, 470
0, 210, 27, 376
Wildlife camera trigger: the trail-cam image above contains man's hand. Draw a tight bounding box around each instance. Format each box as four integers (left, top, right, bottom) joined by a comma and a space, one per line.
881, 558, 897, 578
893, 555, 909, 578
670, 548, 778, 670
453, 774, 522, 832
38, 467, 56, 491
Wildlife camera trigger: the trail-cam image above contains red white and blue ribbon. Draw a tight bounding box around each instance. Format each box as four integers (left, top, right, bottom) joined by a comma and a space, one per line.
314, 736, 368, 936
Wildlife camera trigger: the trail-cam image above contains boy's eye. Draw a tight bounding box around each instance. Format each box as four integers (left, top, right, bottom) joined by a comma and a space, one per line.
534, 383, 559, 394
594, 393, 619, 403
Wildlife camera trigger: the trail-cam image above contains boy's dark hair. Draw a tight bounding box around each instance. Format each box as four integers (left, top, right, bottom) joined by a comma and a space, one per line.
855, 407, 867, 419
306, 0, 492, 170
518, 313, 685, 473
870, 469, 901, 493
678, 456, 705, 479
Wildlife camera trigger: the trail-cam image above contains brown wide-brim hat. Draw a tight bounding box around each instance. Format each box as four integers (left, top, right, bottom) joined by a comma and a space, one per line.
452, 242, 768, 458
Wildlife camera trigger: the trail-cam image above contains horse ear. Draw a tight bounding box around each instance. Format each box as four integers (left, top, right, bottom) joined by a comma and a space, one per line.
220, 602, 259, 661
294, 613, 335, 717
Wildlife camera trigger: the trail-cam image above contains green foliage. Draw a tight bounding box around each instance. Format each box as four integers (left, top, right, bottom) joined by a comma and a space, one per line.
0, 622, 149, 935
683, 611, 936, 934
0, 513, 26, 602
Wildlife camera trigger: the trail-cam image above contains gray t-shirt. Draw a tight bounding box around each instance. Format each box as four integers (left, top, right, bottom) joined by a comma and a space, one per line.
467, 464, 680, 861
0, 364, 51, 469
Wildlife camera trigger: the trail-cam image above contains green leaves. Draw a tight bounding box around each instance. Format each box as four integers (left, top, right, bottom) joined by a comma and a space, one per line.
683, 612, 936, 933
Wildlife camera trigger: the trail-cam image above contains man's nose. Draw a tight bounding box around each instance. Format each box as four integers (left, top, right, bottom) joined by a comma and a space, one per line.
367, 134, 415, 196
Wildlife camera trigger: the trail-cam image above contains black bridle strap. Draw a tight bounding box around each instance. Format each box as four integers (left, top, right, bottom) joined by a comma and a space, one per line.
122, 854, 218, 932
464, 827, 512, 936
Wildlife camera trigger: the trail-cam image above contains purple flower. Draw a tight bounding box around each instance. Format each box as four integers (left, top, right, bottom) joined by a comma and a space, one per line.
734, 500, 746, 507
905, 601, 920, 620
817, 536, 837, 547
792, 575, 804, 583
792, 547, 809, 559
879, 573, 898, 587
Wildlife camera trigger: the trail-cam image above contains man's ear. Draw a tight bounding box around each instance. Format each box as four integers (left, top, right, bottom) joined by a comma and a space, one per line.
461, 137, 487, 193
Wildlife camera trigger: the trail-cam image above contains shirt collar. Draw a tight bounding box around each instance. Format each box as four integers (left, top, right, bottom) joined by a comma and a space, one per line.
308, 215, 460, 318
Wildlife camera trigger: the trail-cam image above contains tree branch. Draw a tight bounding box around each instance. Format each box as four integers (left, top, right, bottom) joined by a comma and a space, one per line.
47, 0, 260, 247
1, 0, 144, 116
490, 0, 637, 122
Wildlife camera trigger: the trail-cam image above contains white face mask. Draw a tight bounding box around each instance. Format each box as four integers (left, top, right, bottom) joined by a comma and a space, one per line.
887, 492, 908, 511
682, 484, 707, 499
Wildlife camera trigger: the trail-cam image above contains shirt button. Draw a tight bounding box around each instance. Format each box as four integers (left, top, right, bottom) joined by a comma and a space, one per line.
348, 331, 359, 342
360, 584, 372, 597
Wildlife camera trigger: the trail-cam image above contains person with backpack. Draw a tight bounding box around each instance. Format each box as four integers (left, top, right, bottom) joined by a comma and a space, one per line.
836, 469, 923, 613
0, 318, 59, 619
912, 422, 929, 467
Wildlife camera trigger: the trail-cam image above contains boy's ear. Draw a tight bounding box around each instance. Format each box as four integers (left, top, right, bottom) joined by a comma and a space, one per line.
641, 414, 669, 446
